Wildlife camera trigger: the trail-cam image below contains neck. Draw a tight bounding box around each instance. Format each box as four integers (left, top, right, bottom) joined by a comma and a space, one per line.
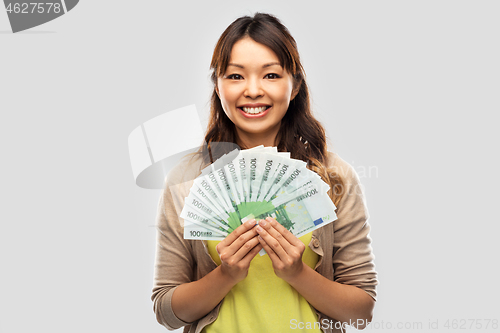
235, 126, 280, 149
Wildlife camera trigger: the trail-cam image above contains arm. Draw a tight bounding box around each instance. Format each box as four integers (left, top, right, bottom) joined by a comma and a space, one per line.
152, 182, 263, 327
151, 183, 197, 330
171, 218, 263, 323
256, 162, 377, 329
256, 218, 374, 328
286, 264, 374, 328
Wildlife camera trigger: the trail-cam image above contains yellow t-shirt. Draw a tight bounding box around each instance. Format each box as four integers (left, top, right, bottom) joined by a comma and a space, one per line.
203, 232, 322, 332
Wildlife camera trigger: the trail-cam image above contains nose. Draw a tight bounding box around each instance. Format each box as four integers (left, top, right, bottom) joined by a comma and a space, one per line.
244, 77, 263, 99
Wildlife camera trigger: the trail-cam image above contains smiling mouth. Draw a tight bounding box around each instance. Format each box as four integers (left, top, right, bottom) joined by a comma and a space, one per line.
239, 106, 271, 114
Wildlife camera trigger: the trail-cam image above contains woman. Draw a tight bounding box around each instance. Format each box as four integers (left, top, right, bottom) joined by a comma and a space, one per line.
152, 12, 378, 333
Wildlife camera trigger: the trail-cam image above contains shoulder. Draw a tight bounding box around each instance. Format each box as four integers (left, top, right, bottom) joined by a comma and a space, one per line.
161, 152, 205, 212
326, 151, 361, 186
326, 151, 369, 216
165, 152, 205, 188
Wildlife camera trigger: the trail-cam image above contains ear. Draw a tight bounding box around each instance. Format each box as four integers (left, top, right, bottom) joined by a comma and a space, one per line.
215, 83, 220, 98
290, 82, 300, 101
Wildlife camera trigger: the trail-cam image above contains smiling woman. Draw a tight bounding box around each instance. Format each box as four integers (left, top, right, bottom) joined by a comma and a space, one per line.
151, 12, 378, 333
216, 37, 298, 148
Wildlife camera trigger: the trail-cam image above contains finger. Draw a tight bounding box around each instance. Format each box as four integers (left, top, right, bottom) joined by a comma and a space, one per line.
257, 235, 281, 263
265, 217, 303, 247
227, 225, 260, 255
233, 236, 260, 262
256, 223, 288, 260
218, 219, 257, 254
226, 219, 257, 244
257, 218, 293, 252
239, 242, 263, 266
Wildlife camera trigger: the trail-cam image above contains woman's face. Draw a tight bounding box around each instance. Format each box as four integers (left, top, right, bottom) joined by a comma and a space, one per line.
216, 37, 298, 147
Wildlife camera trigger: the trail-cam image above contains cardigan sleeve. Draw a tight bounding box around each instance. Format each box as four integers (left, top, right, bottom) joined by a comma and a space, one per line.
151, 160, 199, 330
331, 155, 378, 301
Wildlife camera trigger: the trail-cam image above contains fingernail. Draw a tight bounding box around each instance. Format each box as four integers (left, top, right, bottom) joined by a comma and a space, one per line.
246, 219, 256, 226
260, 219, 267, 227
266, 217, 273, 223
256, 226, 263, 232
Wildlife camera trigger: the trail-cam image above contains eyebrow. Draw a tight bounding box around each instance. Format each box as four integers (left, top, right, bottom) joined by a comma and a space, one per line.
227, 62, 281, 69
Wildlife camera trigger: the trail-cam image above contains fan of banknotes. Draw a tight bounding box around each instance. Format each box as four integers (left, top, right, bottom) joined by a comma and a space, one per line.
181, 145, 337, 241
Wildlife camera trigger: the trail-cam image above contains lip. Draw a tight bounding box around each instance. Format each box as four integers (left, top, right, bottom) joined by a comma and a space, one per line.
238, 103, 271, 108
238, 105, 272, 118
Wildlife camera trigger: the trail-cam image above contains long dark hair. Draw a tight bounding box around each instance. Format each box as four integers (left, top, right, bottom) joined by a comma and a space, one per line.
199, 12, 343, 206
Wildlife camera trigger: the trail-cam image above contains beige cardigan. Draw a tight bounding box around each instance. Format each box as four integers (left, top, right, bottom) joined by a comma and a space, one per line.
151, 151, 378, 333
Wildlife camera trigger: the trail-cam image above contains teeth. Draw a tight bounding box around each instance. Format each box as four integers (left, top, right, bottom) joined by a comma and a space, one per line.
242, 106, 268, 114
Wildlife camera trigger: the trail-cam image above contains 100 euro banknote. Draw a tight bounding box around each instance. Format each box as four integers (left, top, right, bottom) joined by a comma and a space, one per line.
181, 146, 338, 241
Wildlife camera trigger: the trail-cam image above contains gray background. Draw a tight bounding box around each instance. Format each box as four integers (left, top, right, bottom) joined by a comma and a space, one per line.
1, 1, 499, 333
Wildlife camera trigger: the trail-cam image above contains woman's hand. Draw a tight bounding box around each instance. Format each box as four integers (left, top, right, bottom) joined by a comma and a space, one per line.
171, 219, 261, 323
216, 218, 263, 284
256, 217, 306, 282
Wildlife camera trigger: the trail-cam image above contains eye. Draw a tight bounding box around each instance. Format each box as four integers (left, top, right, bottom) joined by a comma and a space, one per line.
265, 73, 281, 79
226, 74, 243, 80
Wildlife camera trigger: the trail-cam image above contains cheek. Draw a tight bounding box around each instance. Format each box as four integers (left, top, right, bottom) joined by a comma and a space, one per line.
272, 83, 294, 104
218, 85, 237, 106
217, 87, 239, 120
